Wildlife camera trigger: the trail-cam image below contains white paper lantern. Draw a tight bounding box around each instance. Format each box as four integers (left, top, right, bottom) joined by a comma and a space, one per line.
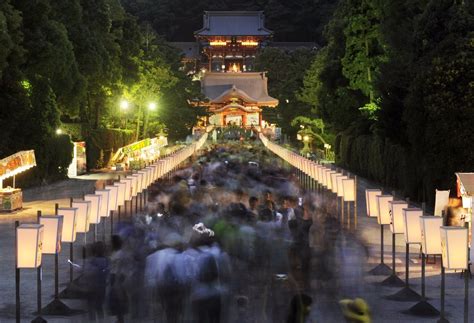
120, 179, 132, 201
95, 189, 110, 217
84, 194, 101, 224
138, 171, 148, 188
126, 175, 138, 196
330, 173, 342, 194
16, 224, 44, 268
462, 196, 472, 209
365, 189, 382, 217
105, 185, 118, 212
72, 201, 90, 233
336, 175, 348, 198
440, 226, 469, 270
420, 216, 443, 255
389, 201, 408, 234
39, 216, 63, 254
377, 195, 393, 225
403, 208, 423, 244
342, 179, 356, 202
326, 171, 337, 190
114, 182, 126, 207
57, 207, 77, 243
434, 189, 450, 216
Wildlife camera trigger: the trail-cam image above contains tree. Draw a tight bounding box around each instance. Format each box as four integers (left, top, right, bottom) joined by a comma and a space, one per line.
254, 47, 316, 139
341, 0, 387, 120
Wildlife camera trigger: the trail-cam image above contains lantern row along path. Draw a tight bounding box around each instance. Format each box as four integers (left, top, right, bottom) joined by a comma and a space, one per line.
260, 134, 472, 322
0, 143, 472, 322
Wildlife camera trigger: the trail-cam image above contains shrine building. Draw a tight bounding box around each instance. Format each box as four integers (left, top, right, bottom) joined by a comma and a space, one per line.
193, 11, 279, 128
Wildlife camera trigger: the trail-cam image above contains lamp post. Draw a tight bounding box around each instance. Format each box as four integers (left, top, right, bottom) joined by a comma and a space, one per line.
120, 99, 129, 129
143, 102, 156, 139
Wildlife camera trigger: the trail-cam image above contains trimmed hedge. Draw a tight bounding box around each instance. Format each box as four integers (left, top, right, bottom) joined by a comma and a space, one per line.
335, 132, 437, 205
85, 128, 135, 170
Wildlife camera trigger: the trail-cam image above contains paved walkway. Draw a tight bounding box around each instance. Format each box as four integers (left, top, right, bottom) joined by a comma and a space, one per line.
0, 163, 471, 322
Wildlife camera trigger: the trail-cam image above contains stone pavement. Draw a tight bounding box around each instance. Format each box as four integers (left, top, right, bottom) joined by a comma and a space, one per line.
0, 169, 471, 322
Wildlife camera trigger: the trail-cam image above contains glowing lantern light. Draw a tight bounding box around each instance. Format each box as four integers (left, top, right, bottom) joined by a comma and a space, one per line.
16, 224, 44, 268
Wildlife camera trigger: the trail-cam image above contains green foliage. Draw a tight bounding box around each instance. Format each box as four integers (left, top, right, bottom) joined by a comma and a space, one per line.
85, 128, 134, 170
254, 47, 316, 139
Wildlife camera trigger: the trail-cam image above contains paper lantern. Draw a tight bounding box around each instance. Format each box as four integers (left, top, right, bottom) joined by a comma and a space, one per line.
138, 171, 148, 188
420, 216, 443, 255
336, 175, 348, 198
326, 171, 337, 190
462, 196, 472, 209
403, 208, 423, 244
105, 185, 118, 212
120, 179, 132, 201
126, 175, 138, 196
131, 174, 143, 193
16, 224, 44, 268
72, 201, 90, 233
440, 227, 469, 270
114, 182, 126, 207
342, 179, 356, 202
84, 194, 101, 224
57, 207, 77, 243
376, 195, 393, 225
434, 189, 450, 216
330, 173, 342, 194
389, 201, 408, 234
95, 189, 110, 217
39, 216, 63, 254
317, 167, 324, 185
365, 189, 382, 217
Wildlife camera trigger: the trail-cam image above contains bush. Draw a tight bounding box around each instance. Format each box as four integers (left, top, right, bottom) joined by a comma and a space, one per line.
85, 128, 135, 170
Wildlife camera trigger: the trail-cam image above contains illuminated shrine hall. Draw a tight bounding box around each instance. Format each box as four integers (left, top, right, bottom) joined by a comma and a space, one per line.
193, 11, 279, 128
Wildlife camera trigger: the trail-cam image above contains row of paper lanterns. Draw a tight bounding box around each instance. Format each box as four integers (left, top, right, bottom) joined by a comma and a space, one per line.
365, 189, 469, 270
260, 132, 469, 271
259, 133, 356, 202
16, 132, 209, 268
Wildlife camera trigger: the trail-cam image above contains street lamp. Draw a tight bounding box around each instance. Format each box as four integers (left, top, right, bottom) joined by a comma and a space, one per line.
120, 99, 129, 129
56, 129, 62, 135
143, 102, 157, 138
120, 99, 129, 110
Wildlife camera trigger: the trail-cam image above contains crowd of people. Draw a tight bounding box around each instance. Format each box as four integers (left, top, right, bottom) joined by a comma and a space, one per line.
75, 142, 370, 323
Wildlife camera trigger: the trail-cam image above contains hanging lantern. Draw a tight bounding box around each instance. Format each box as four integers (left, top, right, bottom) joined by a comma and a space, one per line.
72, 201, 91, 233
16, 224, 44, 268
376, 195, 393, 225
57, 208, 77, 243
420, 216, 443, 255
403, 208, 423, 244
440, 226, 469, 270
39, 216, 63, 254
365, 189, 382, 218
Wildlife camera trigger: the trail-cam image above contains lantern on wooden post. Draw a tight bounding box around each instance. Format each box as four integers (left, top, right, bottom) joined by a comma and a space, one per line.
120, 178, 133, 216
336, 175, 348, 224
58, 207, 77, 283
386, 206, 423, 301
16, 222, 45, 323
114, 181, 126, 222
39, 214, 77, 315
380, 201, 407, 287
72, 201, 90, 235
342, 178, 356, 229
368, 194, 393, 276
365, 189, 382, 218
105, 185, 118, 236
84, 194, 101, 242
407, 215, 442, 316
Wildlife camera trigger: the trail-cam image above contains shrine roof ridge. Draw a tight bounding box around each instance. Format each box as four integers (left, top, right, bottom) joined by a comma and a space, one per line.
195, 11, 273, 37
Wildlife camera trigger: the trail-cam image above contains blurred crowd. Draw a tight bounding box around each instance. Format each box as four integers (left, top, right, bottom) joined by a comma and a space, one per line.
76, 142, 370, 323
